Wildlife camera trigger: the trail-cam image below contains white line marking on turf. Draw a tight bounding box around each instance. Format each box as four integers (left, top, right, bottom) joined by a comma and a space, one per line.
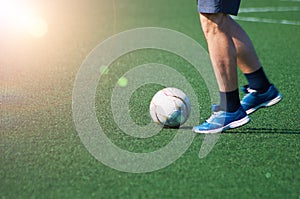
239, 7, 300, 13
233, 16, 300, 26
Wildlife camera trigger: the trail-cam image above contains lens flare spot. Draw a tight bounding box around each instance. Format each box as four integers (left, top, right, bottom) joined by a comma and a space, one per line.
19, 16, 48, 38
118, 77, 128, 87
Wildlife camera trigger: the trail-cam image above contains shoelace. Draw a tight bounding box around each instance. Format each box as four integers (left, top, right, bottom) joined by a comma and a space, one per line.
206, 111, 223, 123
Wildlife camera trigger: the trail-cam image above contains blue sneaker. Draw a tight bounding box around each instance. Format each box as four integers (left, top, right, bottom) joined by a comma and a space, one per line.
193, 105, 250, 134
241, 84, 282, 114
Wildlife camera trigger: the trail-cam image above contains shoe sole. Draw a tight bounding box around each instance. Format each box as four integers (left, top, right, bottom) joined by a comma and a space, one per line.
193, 115, 251, 134
246, 93, 282, 115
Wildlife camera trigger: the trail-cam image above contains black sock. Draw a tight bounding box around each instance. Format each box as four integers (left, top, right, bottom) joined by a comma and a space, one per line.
244, 67, 271, 93
219, 89, 241, 112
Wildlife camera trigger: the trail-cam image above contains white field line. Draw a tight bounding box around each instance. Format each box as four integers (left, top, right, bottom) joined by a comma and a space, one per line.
236, 6, 300, 25
239, 7, 300, 13
233, 16, 300, 26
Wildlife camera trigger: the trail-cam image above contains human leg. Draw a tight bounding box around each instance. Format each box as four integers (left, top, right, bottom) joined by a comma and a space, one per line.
199, 13, 238, 93
226, 16, 261, 74
226, 16, 272, 93
200, 13, 271, 93
193, 12, 250, 133
193, 0, 250, 133
224, 17, 282, 113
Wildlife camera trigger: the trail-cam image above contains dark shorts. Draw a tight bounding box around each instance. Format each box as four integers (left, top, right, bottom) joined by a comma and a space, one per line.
198, 0, 241, 16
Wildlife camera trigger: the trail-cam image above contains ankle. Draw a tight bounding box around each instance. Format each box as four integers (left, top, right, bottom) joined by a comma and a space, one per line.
219, 89, 241, 112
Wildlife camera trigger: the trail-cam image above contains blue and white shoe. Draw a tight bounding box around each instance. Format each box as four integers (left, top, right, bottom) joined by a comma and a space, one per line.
241, 84, 282, 114
193, 105, 250, 134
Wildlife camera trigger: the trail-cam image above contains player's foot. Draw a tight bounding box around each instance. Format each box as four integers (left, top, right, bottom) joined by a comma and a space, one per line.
193, 105, 250, 134
241, 84, 282, 114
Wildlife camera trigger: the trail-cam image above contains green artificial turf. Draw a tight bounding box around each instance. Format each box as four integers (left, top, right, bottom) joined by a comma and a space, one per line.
1, 0, 299, 198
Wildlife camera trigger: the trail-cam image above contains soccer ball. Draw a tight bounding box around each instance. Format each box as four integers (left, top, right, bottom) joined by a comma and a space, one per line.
149, 87, 191, 128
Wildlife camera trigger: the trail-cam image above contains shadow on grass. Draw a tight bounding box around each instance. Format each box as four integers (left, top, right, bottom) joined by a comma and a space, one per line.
178, 126, 300, 134
227, 127, 300, 134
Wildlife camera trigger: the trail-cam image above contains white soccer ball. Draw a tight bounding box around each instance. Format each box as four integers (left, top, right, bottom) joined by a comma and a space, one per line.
149, 87, 191, 128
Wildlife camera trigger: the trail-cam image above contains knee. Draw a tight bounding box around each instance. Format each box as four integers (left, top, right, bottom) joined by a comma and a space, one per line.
199, 13, 227, 36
